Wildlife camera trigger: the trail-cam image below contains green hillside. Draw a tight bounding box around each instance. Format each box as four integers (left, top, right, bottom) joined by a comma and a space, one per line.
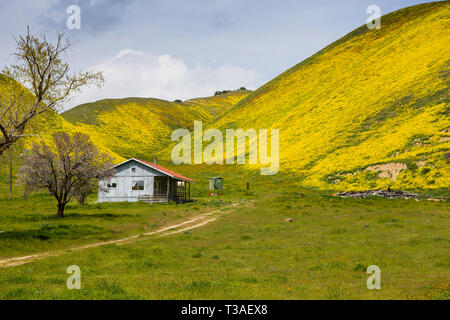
207, 2, 449, 191
62, 90, 251, 159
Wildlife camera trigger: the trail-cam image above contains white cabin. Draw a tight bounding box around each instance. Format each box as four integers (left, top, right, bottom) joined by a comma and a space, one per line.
98, 158, 194, 203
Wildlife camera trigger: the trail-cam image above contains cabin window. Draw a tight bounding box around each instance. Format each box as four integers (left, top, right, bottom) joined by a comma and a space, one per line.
131, 167, 136, 173
107, 182, 117, 189
132, 180, 144, 191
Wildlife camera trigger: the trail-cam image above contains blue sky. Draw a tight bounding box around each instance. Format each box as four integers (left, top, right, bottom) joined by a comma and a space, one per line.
0, 0, 435, 110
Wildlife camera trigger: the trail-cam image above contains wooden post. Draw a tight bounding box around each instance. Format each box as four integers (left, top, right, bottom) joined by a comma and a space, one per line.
247, 181, 249, 190
168, 178, 171, 202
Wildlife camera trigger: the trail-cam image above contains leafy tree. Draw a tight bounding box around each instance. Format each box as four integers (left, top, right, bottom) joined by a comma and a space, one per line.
20, 132, 115, 218
0, 27, 104, 155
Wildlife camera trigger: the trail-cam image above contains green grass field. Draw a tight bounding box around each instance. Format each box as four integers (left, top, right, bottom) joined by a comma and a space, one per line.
0, 1, 448, 301
0, 165, 448, 300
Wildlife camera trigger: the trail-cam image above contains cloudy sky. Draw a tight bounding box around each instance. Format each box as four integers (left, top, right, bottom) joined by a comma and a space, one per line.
0, 0, 432, 111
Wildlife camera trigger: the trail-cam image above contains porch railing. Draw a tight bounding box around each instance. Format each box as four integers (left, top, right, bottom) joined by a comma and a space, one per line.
138, 191, 191, 204
138, 194, 169, 203
174, 190, 190, 203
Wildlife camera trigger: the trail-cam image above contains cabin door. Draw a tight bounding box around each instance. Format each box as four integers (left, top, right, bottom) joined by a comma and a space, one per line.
154, 176, 168, 196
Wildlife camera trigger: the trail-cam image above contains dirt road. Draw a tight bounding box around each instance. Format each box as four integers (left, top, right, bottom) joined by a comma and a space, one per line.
0, 201, 250, 268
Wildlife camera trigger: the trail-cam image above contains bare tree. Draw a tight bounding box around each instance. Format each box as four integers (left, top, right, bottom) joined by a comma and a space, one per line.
6, 143, 23, 200
20, 132, 115, 218
74, 183, 94, 205
0, 137, 24, 200
0, 27, 103, 155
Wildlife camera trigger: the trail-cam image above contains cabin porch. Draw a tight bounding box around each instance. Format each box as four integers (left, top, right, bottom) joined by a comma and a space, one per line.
138, 176, 191, 204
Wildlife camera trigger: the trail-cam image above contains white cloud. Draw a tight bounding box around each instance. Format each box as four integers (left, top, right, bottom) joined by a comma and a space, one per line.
66, 49, 261, 110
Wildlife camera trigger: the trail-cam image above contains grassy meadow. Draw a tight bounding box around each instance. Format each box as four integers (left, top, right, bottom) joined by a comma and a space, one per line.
0, 1, 448, 301
0, 171, 228, 258
0, 164, 448, 300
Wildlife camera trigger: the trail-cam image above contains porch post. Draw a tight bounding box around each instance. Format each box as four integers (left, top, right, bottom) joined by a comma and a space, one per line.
168, 178, 171, 202
166, 177, 169, 202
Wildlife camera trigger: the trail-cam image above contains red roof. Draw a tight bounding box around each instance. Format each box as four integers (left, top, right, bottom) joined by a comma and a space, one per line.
132, 158, 195, 182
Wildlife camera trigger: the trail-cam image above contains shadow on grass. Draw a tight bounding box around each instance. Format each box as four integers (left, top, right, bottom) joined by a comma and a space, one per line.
13, 212, 134, 223
0, 224, 107, 241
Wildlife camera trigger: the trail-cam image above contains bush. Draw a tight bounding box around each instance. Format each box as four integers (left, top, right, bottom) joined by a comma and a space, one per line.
214, 90, 232, 96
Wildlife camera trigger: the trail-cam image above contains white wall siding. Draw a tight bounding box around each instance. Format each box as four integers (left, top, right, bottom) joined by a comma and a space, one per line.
98, 160, 164, 202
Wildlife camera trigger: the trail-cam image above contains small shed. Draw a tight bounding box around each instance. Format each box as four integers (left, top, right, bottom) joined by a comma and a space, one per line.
209, 177, 223, 191
98, 158, 194, 203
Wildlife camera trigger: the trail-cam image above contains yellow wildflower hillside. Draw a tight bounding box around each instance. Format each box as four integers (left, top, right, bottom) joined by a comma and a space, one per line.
62, 91, 251, 159
0, 74, 124, 163
209, 2, 449, 191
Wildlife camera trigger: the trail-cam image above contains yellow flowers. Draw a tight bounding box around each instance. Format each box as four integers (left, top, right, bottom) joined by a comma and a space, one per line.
3, 2, 448, 192
209, 2, 450, 190
62, 92, 251, 160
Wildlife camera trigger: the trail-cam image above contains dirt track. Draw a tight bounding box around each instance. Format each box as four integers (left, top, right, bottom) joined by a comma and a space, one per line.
0, 201, 249, 268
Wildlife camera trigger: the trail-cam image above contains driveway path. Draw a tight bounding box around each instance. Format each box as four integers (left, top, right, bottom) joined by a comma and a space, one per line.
0, 201, 251, 268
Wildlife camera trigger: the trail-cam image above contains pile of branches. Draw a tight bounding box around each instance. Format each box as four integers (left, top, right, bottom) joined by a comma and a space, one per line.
335, 190, 419, 199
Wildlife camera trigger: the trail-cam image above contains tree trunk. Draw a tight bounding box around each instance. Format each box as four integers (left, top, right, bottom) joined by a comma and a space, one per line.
57, 202, 65, 218
9, 155, 13, 200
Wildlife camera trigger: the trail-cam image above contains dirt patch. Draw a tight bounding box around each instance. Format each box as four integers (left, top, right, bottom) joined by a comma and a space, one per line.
365, 162, 407, 181
416, 161, 426, 168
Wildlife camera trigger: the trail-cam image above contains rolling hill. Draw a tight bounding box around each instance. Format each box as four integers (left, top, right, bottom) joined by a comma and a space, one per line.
0, 74, 124, 163
204, 1, 450, 191
62, 90, 251, 159
2, 2, 449, 192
